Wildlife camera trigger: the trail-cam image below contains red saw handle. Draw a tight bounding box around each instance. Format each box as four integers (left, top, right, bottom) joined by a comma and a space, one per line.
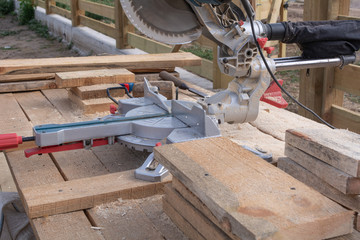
0, 133, 23, 150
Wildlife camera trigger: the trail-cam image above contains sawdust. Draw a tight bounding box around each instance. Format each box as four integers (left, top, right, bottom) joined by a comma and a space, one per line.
94, 195, 163, 219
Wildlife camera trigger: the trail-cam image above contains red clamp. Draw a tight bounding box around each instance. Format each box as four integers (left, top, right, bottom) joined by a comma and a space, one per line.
257, 38, 268, 49
260, 79, 288, 108
238, 20, 244, 26
264, 47, 275, 54
110, 104, 117, 114
0, 133, 23, 150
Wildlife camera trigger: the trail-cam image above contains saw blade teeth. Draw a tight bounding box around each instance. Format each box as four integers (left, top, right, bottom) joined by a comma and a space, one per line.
120, 0, 202, 45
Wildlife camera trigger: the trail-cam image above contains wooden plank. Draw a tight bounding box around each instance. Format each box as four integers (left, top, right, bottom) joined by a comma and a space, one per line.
334, 64, 360, 96
37, 0, 46, 9
71, 84, 125, 100
331, 105, 360, 134
285, 128, 360, 177
70, 0, 81, 26
0, 52, 200, 75
0, 94, 33, 137
154, 137, 354, 240
0, 152, 16, 192
31, 211, 104, 240
21, 170, 171, 218
0, 80, 57, 93
220, 122, 285, 163
251, 101, 328, 141
164, 184, 230, 240
278, 157, 360, 212
41, 89, 93, 122
127, 32, 172, 54
68, 90, 114, 114
79, 0, 115, 20
266, 0, 282, 23
136, 195, 188, 240
0, 73, 55, 83
171, 178, 241, 240
14, 91, 66, 125
55, 68, 134, 88
51, 5, 71, 19
80, 15, 116, 38
285, 144, 360, 194
163, 197, 206, 240
330, 231, 360, 240
338, 15, 360, 20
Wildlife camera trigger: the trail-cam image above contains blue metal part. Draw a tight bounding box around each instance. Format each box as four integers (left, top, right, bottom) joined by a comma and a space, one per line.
34, 113, 170, 134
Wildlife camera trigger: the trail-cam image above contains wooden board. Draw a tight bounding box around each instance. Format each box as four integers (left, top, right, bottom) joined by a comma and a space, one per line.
0, 73, 55, 83
0, 80, 57, 93
0, 93, 33, 137
163, 197, 206, 240
68, 90, 115, 114
22, 170, 171, 218
55, 69, 134, 88
0, 52, 200, 75
171, 178, 241, 240
285, 144, 360, 194
154, 137, 354, 240
285, 128, 360, 177
71, 84, 125, 100
278, 157, 360, 212
164, 184, 229, 240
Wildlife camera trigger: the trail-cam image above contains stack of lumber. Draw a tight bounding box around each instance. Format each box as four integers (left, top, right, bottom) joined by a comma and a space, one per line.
155, 137, 355, 240
0, 52, 200, 93
278, 128, 360, 231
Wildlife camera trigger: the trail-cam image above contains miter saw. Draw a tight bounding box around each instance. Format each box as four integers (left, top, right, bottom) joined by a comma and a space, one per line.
0, 0, 359, 182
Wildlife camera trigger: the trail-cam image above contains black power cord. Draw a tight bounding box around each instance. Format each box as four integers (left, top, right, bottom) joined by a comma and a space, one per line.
246, 12, 336, 129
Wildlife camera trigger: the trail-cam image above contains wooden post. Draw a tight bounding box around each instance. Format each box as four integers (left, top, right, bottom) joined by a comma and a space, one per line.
299, 0, 349, 122
45, 0, 52, 15
70, 0, 80, 26
115, 0, 134, 49
279, 0, 288, 57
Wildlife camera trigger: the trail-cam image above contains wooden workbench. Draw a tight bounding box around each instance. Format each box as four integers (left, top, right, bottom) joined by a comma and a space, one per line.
0, 81, 358, 239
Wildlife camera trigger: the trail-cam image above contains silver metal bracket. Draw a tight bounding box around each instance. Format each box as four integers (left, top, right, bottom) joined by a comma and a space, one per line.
135, 153, 169, 182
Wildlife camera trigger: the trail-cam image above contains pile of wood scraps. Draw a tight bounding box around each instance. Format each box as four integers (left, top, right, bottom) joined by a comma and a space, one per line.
155, 137, 356, 240
278, 128, 360, 231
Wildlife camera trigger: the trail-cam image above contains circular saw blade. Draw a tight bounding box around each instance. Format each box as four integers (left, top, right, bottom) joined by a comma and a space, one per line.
120, 0, 203, 44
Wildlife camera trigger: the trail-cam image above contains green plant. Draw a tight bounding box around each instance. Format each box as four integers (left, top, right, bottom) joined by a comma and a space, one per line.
28, 19, 55, 40
18, 0, 35, 25
0, 0, 14, 15
0, 30, 19, 37
182, 45, 213, 61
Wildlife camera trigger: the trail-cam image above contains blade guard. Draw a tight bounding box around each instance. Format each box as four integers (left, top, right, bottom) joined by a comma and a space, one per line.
0, 133, 23, 150
260, 79, 288, 108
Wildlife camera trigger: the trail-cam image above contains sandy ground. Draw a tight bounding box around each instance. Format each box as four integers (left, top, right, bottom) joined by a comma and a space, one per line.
0, 14, 79, 59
